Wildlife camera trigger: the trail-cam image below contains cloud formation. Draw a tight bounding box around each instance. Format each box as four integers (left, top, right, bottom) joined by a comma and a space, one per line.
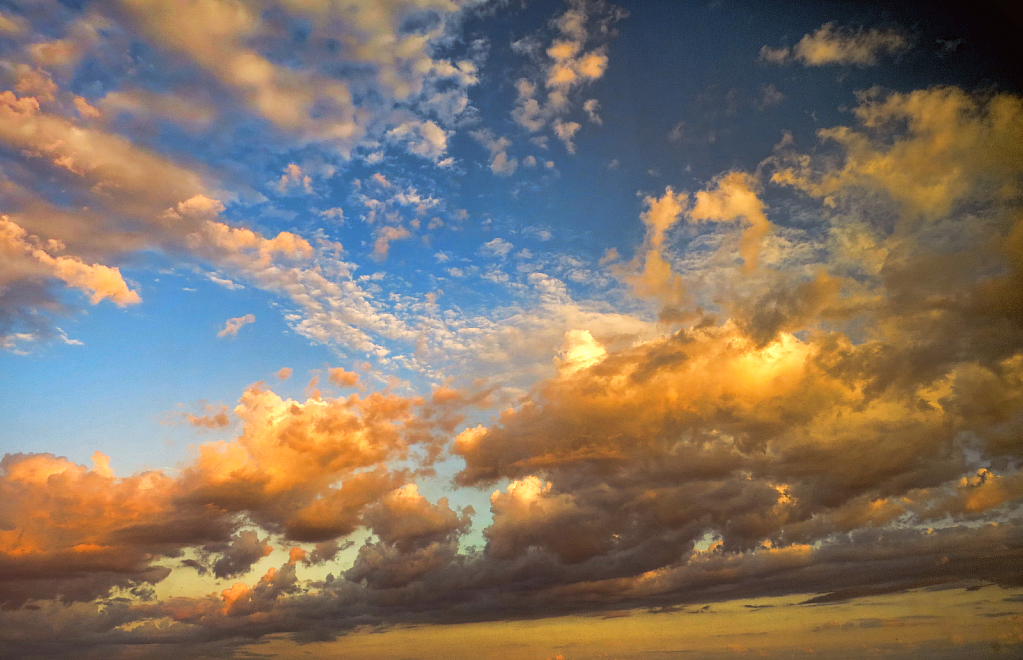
6, 85, 1023, 641
760, 22, 909, 66
510, 0, 625, 153
2, 3, 1022, 659
217, 314, 256, 338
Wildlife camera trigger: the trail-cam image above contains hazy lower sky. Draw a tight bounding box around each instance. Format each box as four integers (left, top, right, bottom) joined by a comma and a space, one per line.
1, 1, 1021, 658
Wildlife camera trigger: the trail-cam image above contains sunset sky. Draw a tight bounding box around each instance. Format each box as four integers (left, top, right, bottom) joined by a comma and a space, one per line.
1, 1, 1022, 658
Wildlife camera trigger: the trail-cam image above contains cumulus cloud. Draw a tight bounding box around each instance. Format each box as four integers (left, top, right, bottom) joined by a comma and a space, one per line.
2, 4, 1022, 651
277, 163, 313, 194
760, 22, 909, 67
0, 379, 454, 608
771, 86, 1023, 221
553, 118, 582, 154
327, 366, 361, 388
185, 403, 231, 429
1, 215, 141, 309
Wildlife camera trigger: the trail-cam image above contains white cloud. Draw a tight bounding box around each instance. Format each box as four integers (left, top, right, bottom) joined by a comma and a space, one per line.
480, 238, 514, 258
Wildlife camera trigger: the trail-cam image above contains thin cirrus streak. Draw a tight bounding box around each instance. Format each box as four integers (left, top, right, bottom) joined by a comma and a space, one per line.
1, 1, 1021, 659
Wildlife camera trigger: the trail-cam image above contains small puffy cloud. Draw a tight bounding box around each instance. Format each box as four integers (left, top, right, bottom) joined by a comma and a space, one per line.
471, 129, 518, 176
553, 118, 581, 154
386, 119, 450, 163
327, 367, 361, 388
320, 207, 345, 222
761, 22, 909, 67
583, 98, 602, 124
373, 225, 412, 259
523, 226, 553, 241
277, 163, 313, 194
481, 238, 514, 258
217, 314, 256, 338
72, 95, 100, 119
490, 151, 518, 176
276, 368, 293, 381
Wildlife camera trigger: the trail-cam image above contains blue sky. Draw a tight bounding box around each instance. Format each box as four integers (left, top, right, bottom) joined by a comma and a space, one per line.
2, 1, 1022, 658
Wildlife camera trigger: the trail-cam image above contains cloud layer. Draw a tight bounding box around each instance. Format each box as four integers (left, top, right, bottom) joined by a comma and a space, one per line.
1, 2, 1021, 659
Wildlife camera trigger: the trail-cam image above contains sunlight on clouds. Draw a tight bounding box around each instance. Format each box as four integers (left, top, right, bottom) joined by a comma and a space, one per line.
760, 22, 909, 67
217, 313, 255, 338
1, 2, 1021, 658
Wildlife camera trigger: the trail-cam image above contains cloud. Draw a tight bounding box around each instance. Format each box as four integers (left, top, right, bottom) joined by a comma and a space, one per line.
185, 403, 231, 429
553, 118, 582, 154
277, 163, 313, 194
373, 225, 412, 260
327, 367, 361, 388
107, 0, 480, 151
619, 187, 689, 305
509, 0, 625, 153
2, 2, 1022, 649
211, 530, 273, 579
770, 86, 1023, 221
217, 313, 255, 338
689, 171, 771, 271
0, 379, 455, 609
97, 88, 216, 130
1, 215, 141, 309
0, 84, 343, 352
760, 22, 909, 66
471, 129, 518, 176
758, 83, 784, 109
386, 119, 451, 163
481, 238, 514, 258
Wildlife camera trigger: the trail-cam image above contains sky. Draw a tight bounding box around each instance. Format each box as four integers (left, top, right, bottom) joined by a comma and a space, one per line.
1, 0, 1022, 658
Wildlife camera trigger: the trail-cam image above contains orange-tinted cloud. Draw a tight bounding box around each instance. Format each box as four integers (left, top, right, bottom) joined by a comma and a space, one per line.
217, 314, 255, 338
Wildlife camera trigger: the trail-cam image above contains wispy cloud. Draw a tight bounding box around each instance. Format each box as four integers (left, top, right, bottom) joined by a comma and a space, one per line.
760, 22, 909, 66
217, 313, 255, 338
